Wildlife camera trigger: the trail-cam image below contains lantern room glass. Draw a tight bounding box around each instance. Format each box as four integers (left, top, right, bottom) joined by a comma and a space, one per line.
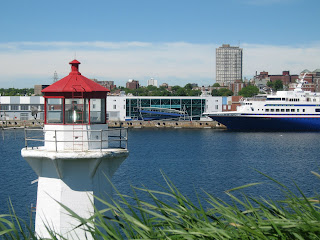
46, 98, 63, 123
65, 98, 89, 124
90, 98, 106, 123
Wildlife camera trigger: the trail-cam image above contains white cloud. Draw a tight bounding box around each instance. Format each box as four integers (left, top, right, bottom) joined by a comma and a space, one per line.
0, 41, 319, 88
243, 0, 296, 6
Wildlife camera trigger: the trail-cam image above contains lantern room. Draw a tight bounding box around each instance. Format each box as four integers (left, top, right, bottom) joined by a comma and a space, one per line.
42, 59, 110, 125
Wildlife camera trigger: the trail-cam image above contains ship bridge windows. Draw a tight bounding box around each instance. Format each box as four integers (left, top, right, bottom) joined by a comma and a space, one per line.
266, 98, 281, 101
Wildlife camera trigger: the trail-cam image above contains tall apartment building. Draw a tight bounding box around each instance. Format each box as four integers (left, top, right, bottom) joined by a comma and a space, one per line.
216, 44, 243, 86
147, 78, 158, 87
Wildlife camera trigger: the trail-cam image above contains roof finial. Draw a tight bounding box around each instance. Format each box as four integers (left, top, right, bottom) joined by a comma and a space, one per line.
69, 59, 81, 74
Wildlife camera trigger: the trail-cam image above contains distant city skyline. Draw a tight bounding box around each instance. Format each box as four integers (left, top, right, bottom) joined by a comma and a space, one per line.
0, 0, 320, 88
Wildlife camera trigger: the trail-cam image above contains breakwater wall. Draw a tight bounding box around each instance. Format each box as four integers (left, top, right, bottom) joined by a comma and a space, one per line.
108, 120, 226, 129
1, 120, 226, 129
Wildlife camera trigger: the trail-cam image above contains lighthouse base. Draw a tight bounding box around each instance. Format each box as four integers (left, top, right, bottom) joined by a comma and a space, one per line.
21, 148, 128, 239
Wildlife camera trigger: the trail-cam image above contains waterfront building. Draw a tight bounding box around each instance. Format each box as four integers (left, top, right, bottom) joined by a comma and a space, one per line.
0, 96, 44, 123
1, 95, 226, 123
147, 78, 158, 87
216, 44, 243, 87
124, 96, 222, 121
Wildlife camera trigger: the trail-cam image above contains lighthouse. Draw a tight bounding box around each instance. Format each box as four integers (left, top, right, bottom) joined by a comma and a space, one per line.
21, 60, 129, 239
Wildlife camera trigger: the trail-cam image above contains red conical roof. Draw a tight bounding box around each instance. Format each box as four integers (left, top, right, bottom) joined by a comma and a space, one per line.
42, 60, 110, 93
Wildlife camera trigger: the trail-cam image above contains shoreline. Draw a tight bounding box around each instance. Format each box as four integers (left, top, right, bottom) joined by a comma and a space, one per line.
1, 120, 226, 129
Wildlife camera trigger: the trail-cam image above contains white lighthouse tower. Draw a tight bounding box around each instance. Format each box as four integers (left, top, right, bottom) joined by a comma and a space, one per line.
21, 60, 129, 239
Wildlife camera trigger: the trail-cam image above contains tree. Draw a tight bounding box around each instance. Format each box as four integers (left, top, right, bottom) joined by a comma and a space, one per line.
274, 80, 283, 91
213, 83, 220, 87
238, 85, 259, 97
211, 89, 220, 96
218, 88, 233, 96
267, 81, 273, 88
211, 88, 233, 96
184, 83, 193, 90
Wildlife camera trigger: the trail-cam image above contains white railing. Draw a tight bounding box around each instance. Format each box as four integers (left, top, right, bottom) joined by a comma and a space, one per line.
24, 127, 128, 152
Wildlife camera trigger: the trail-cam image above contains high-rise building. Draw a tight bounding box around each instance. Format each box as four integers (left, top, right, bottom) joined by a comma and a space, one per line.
216, 44, 243, 86
147, 78, 158, 87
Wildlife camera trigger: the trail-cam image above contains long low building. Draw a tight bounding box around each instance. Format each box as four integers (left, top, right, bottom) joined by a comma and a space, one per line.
0, 95, 227, 122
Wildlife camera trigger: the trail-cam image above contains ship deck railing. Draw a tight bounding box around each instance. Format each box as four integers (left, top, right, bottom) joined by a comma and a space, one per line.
240, 97, 267, 102
24, 127, 128, 152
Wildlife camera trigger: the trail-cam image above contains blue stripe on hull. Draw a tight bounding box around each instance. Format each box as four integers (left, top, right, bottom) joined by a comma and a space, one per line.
209, 116, 320, 131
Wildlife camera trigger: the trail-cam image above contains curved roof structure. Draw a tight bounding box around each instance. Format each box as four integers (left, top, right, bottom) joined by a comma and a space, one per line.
42, 60, 110, 93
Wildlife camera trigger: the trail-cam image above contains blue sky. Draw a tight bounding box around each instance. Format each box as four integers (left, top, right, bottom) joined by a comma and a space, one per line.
0, 0, 320, 88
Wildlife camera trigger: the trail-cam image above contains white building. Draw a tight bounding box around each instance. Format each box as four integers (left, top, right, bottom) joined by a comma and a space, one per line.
216, 44, 243, 86
147, 78, 158, 87
1, 95, 224, 123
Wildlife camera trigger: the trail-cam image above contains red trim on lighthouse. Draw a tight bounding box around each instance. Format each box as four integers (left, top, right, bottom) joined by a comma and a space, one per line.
42, 60, 110, 93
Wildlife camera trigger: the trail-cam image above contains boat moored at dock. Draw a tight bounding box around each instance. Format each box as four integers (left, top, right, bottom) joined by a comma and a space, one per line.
204, 74, 320, 131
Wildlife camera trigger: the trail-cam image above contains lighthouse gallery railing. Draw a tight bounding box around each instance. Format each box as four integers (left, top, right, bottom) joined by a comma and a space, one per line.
24, 127, 128, 151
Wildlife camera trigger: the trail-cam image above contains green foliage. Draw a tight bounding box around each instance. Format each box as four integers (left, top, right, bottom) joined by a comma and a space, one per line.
267, 80, 283, 91
213, 83, 220, 87
267, 81, 273, 88
0, 88, 34, 96
114, 83, 201, 96
211, 88, 233, 96
3, 171, 320, 239
238, 85, 259, 97
2, 171, 320, 239
274, 80, 283, 91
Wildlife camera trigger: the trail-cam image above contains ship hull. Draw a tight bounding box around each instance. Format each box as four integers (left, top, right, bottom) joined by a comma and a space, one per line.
208, 115, 320, 131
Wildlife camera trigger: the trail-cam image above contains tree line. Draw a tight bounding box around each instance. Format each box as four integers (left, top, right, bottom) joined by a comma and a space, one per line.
0, 80, 283, 97
0, 88, 34, 96
111, 83, 202, 96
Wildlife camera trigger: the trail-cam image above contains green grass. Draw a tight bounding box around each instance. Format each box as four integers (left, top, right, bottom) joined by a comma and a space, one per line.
1, 171, 320, 239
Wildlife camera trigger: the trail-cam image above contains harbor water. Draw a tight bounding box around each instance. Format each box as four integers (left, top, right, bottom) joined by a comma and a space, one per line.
1, 128, 320, 224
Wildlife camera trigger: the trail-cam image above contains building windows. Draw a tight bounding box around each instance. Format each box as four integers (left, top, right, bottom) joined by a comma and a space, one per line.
11, 105, 19, 110
0, 105, 9, 110
21, 105, 29, 110
20, 113, 29, 120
